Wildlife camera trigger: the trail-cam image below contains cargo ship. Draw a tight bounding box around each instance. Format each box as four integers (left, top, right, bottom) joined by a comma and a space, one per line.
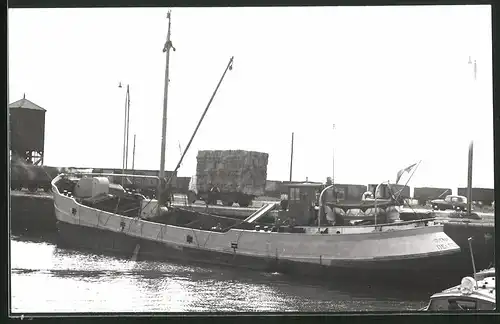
51, 13, 466, 289
52, 172, 466, 287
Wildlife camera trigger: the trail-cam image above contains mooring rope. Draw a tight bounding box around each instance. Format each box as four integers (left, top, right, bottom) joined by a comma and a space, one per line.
103, 214, 112, 227
203, 231, 213, 248
235, 230, 245, 247
191, 228, 201, 248
156, 225, 166, 241
96, 209, 104, 228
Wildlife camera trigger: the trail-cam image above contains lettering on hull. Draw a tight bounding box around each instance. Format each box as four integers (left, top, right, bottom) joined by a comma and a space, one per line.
432, 237, 457, 251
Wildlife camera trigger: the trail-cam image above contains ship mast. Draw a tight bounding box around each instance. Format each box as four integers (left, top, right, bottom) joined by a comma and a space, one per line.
158, 10, 176, 211
289, 132, 294, 182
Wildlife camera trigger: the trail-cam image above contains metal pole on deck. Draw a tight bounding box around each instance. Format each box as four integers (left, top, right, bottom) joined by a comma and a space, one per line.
467, 237, 478, 282
125, 85, 131, 170
132, 134, 136, 170
120, 83, 129, 186
289, 132, 294, 182
158, 10, 175, 214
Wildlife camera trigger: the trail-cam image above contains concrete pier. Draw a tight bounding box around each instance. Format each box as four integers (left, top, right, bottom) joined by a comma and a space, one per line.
443, 221, 495, 270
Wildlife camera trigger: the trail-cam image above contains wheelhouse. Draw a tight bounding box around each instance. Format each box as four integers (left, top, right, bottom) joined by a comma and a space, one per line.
281, 181, 324, 226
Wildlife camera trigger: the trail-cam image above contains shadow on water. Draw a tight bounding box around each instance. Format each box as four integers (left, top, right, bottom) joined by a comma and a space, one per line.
10, 224, 59, 244
55, 250, 430, 301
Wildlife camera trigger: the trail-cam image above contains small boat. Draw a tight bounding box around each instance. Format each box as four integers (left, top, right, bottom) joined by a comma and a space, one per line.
421, 267, 495, 311
421, 237, 495, 311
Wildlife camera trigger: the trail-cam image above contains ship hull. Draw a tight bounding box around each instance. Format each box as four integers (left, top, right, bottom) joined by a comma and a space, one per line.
55, 219, 469, 290
51, 174, 468, 290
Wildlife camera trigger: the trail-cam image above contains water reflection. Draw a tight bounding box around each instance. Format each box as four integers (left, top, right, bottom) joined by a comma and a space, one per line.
10, 236, 427, 313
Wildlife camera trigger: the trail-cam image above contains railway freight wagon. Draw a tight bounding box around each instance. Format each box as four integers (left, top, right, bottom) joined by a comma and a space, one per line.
176, 177, 191, 195
265, 180, 325, 200
92, 168, 178, 198
189, 150, 269, 207
323, 184, 368, 203
264, 180, 283, 199
10, 158, 60, 192
389, 184, 410, 198
413, 187, 452, 206
367, 184, 410, 200
457, 187, 495, 206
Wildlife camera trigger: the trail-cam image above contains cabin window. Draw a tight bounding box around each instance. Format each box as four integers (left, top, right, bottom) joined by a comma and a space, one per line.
336, 189, 346, 201
428, 297, 495, 311
290, 188, 300, 201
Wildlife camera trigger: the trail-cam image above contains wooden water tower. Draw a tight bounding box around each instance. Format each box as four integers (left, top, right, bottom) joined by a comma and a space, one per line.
8, 94, 47, 165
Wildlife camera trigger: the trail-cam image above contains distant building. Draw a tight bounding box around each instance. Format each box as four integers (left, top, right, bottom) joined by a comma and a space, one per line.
9, 95, 47, 165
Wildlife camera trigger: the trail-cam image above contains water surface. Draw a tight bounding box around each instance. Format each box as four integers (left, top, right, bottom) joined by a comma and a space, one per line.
10, 235, 427, 313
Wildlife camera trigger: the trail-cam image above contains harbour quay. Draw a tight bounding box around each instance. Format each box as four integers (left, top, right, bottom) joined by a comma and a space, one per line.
10, 190, 56, 235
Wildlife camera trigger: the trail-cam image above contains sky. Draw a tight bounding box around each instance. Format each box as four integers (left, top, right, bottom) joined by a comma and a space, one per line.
8, 5, 494, 191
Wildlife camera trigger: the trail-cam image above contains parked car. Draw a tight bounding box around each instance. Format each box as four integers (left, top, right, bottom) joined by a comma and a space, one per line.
431, 195, 468, 212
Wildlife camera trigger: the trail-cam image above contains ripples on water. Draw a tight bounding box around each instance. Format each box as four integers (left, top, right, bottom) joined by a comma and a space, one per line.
10, 235, 427, 313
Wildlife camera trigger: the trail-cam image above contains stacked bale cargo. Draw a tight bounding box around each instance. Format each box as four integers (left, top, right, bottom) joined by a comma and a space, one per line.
195, 150, 269, 207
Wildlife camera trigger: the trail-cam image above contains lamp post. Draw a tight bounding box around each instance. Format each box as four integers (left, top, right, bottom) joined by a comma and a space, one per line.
466, 56, 477, 215
332, 124, 336, 185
